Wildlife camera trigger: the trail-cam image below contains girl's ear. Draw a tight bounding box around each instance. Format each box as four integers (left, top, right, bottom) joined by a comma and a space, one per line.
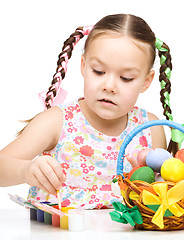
80, 54, 85, 77
140, 70, 155, 93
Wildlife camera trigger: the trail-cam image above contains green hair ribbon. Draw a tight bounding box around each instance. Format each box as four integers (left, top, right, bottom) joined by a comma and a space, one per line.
155, 38, 173, 122
155, 38, 168, 52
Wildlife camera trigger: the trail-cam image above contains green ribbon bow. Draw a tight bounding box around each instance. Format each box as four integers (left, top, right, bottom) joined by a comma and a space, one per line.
109, 202, 143, 226
172, 125, 184, 148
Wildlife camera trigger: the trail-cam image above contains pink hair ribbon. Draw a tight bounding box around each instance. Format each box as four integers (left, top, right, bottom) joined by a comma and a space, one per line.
78, 25, 94, 35
38, 25, 93, 109
38, 87, 68, 109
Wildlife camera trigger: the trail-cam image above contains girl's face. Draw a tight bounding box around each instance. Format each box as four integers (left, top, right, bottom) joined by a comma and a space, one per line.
81, 34, 154, 122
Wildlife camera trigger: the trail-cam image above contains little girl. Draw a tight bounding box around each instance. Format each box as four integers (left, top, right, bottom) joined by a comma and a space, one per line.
0, 14, 175, 209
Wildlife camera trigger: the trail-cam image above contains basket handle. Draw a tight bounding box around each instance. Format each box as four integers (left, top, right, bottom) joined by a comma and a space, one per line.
117, 119, 184, 176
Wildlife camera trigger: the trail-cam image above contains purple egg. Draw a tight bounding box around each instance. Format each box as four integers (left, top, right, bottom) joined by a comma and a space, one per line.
146, 148, 172, 172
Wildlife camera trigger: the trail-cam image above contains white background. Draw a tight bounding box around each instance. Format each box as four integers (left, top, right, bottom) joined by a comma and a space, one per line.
0, 0, 184, 209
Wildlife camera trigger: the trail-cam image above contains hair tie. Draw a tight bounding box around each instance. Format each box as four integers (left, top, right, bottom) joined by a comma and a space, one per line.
155, 38, 168, 52
77, 25, 94, 36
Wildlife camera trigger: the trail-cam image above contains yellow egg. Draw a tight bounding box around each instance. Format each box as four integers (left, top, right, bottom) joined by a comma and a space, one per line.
161, 158, 184, 182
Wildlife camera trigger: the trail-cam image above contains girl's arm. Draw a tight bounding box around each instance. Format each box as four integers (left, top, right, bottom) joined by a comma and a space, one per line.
0, 106, 65, 195
147, 112, 167, 149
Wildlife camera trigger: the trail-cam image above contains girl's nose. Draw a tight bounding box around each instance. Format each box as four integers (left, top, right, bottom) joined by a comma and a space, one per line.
103, 75, 117, 93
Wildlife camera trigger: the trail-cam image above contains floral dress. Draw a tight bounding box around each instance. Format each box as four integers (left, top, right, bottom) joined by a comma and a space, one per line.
27, 99, 152, 209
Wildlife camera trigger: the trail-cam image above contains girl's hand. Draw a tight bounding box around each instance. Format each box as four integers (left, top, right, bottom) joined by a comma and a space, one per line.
127, 154, 139, 168
23, 156, 66, 195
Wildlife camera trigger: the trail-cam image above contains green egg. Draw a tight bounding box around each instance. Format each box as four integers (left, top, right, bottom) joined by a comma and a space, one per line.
130, 166, 155, 183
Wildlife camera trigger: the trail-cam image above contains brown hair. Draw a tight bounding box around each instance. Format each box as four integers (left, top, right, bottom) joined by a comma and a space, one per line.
84, 14, 156, 69
18, 14, 179, 154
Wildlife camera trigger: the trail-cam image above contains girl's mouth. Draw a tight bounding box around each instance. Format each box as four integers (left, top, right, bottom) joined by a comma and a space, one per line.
98, 98, 116, 105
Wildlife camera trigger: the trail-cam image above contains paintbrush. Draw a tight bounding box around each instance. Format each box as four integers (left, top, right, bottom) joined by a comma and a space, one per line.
57, 190, 61, 209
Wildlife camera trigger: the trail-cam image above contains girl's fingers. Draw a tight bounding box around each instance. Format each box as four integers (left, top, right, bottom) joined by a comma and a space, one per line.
127, 155, 138, 168
26, 156, 65, 194
33, 166, 56, 194
30, 176, 50, 194
48, 158, 66, 183
39, 160, 63, 191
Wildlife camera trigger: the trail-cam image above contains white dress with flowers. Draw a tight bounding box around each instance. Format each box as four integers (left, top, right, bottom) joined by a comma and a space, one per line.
27, 99, 152, 209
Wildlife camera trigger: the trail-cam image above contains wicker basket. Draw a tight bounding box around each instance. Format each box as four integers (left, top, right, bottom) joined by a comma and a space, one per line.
116, 119, 184, 231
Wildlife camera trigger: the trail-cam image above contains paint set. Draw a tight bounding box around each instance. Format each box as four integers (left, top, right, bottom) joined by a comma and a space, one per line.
9, 194, 85, 231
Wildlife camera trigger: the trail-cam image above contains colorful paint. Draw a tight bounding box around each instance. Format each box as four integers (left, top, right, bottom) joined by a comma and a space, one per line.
60, 207, 75, 229
52, 205, 60, 227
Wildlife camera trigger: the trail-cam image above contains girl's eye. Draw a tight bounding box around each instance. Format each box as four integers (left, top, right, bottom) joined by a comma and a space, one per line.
120, 76, 134, 82
92, 69, 105, 75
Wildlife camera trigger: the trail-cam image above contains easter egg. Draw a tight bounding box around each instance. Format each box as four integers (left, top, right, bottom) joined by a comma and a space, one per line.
175, 149, 184, 163
161, 158, 184, 182
137, 148, 151, 166
128, 166, 140, 179
146, 148, 172, 172
129, 166, 155, 183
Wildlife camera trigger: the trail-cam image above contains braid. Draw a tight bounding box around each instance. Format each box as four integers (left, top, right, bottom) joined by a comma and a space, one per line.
44, 26, 93, 109
156, 38, 179, 155
156, 39, 173, 121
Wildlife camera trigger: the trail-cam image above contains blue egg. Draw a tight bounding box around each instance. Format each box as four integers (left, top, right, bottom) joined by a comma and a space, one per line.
146, 148, 172, 172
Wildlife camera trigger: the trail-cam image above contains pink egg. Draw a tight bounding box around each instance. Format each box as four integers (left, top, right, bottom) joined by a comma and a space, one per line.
137, 148, 152, 167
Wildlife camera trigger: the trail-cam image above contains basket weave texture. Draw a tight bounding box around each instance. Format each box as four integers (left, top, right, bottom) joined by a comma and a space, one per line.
119, 176, 184, 231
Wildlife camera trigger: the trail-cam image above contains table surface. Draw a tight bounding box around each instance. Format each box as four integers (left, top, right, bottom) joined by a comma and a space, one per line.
1, 208, 184, 240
